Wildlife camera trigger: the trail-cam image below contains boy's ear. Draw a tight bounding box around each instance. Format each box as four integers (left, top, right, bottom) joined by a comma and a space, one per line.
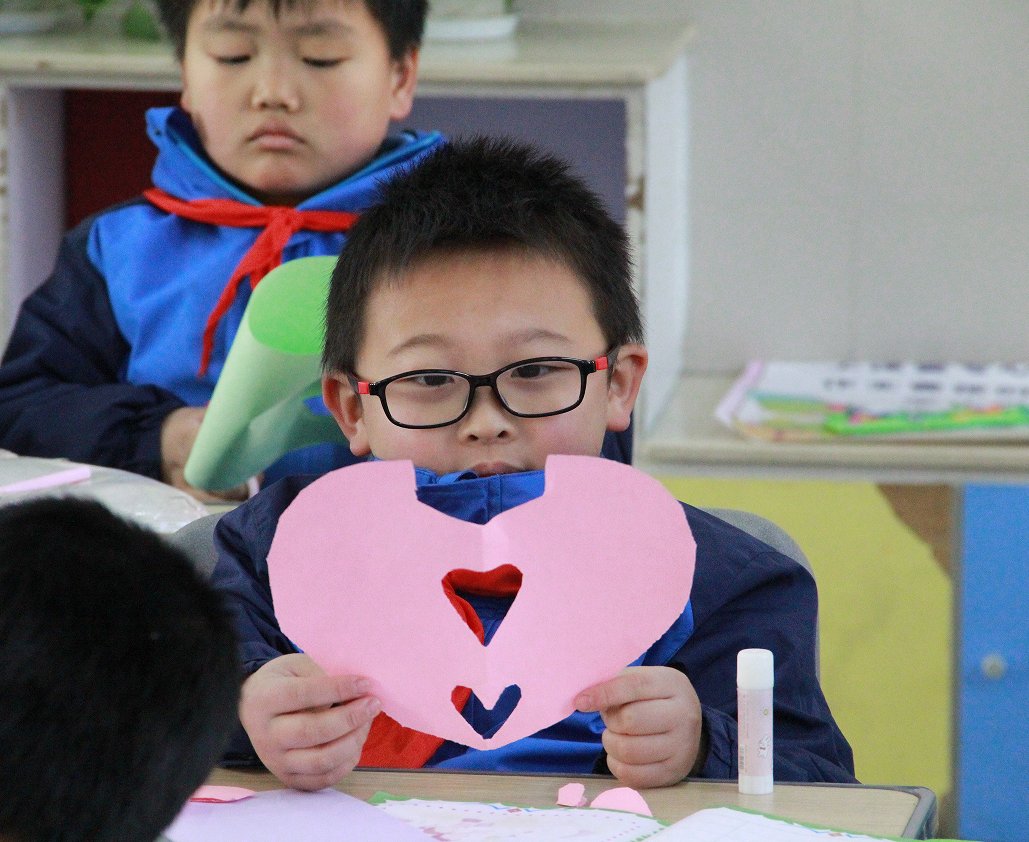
388, 49, 420, 123
322, 374, 372, 457
605, 344, 648, 433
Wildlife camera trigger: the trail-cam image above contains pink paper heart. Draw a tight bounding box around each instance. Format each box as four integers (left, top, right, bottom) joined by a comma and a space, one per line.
589, 786, 653, 816
268, 455, 694, 749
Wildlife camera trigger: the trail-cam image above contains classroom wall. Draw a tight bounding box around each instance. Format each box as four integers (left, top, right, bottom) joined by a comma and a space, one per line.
522, 0, 1029, 372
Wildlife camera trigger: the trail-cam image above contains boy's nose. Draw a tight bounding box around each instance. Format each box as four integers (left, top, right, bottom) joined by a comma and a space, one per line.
251, 57, 301, 111
456, 387, 514, 442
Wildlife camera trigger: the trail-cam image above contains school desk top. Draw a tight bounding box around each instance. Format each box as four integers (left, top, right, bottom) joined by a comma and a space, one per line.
207, 767, 938, 840
641, 372, 1029, 484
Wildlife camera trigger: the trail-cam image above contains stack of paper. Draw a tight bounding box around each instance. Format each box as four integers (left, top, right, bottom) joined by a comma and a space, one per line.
373, 799, 967, 842
716, 361, 1029, 442
167, 791, 971, 842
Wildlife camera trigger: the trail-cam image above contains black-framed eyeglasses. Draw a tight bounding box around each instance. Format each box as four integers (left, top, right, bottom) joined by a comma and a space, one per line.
349, 350, 616, 429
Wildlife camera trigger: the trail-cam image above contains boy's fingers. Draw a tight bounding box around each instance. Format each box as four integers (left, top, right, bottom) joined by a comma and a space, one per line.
605, 754, 680, 790
281, 720, 374, 788
602, 728, 675, 766
266, 673, 374, 716
575, 668, 658, 712
271, 695, 381, 750
600, 696, 680, 736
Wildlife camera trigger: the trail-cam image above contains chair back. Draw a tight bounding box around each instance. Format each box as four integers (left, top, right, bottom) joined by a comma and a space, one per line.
702, 507, 820, 677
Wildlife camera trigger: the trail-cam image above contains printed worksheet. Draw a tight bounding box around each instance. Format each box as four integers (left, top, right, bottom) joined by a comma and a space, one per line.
373, 795, 665, 841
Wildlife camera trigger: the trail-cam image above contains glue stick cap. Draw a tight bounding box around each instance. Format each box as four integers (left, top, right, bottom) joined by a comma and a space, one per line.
737, 648, 774, 690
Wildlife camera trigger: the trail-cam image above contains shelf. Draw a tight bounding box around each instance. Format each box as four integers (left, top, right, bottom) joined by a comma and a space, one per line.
0, 18, 693, 91
640, 373, 1029, 484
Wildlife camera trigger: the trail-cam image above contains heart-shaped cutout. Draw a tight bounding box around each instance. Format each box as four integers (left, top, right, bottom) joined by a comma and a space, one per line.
453, 684, 522, 738
442, 564, 522, 642
268, 455, 695, 749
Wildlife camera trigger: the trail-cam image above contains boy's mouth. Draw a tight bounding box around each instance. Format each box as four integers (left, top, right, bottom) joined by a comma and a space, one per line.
469, 461, 522, 477
250, 124, 303, 150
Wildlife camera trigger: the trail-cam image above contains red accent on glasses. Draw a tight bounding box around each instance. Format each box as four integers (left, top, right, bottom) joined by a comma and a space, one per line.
595, 355, 609, 371
357, 381, 371, 395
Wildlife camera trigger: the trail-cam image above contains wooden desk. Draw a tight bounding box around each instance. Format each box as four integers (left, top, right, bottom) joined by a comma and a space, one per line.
208, 768, 937, 839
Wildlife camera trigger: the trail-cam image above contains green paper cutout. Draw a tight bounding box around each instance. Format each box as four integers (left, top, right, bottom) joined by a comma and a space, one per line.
184, 256, 346, 491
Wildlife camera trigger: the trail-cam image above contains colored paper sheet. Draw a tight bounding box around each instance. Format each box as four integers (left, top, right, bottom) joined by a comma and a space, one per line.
268, 455, 696, 749
0, 465, 91, 494
649, 806, 970, 841
184, 256, 345, 491
717, 360, 1029, 442
372, 794, 666, 841
164, 787, 434, 841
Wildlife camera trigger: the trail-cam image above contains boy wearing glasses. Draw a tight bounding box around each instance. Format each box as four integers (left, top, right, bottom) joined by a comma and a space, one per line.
211, 137, 855, 791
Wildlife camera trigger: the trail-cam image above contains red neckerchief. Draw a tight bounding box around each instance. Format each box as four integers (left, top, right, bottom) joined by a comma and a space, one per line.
358, 565, 523, 768
143, 187, 359, 376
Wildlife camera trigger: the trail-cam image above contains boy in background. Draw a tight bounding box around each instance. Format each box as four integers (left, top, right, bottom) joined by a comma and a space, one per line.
0, 498, 240, 842
0, 0, 441, 502
211, 137, 856, 790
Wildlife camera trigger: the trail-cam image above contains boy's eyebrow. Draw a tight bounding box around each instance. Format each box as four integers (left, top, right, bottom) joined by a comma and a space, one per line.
386, 334, 451, 359
386, 329, 575, 360
201, 16, 260, 35
288, 19, 355, 38
200, 16, 353, 38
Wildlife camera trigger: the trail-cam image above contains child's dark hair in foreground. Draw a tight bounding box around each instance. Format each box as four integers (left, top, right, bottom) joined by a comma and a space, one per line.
156, 0, 428, 59
0, 499, 240, 842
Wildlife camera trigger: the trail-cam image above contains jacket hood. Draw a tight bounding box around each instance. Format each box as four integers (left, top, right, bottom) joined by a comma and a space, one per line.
146, 106, 443, 210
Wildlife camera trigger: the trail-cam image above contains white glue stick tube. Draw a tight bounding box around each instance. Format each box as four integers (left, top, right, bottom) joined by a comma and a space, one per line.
737, 647, 774, 794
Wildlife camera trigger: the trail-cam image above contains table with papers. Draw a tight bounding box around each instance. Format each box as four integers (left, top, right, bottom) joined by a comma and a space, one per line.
182, 768, 938, 840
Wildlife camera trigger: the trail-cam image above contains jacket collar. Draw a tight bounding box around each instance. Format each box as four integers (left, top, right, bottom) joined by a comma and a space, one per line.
145, 106, 443, 209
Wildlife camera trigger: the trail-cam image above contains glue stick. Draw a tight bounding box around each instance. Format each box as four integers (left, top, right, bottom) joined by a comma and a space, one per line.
737, 648, 774, 794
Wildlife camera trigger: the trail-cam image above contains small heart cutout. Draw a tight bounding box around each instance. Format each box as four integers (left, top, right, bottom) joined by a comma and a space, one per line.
453, 684, 522, 739
442, 564, 522, 643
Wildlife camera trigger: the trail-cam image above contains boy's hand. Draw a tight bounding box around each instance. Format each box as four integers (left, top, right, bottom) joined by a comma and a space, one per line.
575, 666, 703, 788
160, 407, 251, 503
239, 654, 381, 791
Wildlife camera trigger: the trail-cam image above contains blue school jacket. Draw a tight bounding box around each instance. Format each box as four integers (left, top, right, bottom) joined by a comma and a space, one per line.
0, 107, 444, 480
212, 467, 856, 782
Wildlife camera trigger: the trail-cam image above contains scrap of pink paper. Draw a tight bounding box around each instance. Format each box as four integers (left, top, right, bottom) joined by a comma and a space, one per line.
556, 782, 587, 807
189, 785, 254, 803
590, 786, 654, 816
268, 455, 695, 750
0, 465, 91, 495
556, 783, 653, 816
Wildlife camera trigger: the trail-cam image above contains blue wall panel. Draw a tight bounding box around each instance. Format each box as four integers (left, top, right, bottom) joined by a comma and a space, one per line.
959, 485, 1029, 841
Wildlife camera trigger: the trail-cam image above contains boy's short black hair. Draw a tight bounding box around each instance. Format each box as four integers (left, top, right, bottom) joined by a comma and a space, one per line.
323, 136, 642, 376
0, 498, 240, 842
157, 0, 428, 60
